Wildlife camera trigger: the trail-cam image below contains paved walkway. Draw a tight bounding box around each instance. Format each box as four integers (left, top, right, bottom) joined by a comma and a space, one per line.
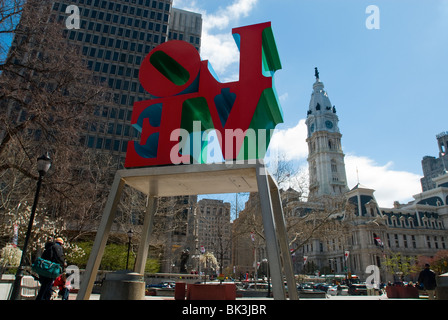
68, 292, 423, 300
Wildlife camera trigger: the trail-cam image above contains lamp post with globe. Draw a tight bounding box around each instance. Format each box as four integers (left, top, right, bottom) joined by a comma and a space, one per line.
9, 153, 51, 300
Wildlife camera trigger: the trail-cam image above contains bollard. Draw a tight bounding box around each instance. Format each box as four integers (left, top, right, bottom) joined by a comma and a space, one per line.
175, 282, 186, 300
436, 273, 448, 300
100, 271, 145, 300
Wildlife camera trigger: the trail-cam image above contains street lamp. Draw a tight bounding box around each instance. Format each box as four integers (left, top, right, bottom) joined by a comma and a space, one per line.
125, 229, 133, 271
10, 153, 51, 300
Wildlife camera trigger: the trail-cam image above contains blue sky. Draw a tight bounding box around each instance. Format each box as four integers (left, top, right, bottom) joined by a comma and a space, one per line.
3, 1, 444, 209
174, 0, 448, 207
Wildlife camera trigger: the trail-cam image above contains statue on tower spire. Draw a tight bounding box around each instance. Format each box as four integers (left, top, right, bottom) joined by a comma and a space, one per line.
314, 67, 319, 81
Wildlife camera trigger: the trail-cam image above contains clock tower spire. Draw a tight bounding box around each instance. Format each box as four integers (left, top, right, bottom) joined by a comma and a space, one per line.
306, 68, 348, 199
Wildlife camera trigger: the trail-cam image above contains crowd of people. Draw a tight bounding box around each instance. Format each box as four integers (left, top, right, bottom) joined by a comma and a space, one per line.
384, 264, 438, 300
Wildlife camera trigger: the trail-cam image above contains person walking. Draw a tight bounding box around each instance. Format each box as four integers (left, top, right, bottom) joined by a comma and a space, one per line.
418, 263, 437, 300
36, 237, 66, 300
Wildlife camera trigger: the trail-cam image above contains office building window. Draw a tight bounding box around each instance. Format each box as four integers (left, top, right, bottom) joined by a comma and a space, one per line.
87, 136, 95, 148
115, 79, 122, 90
101, 106, 109, 118
107, 123, 114, 134
113, 140, 120, 151
96, 137, 103, 149
104, 138, 111, 150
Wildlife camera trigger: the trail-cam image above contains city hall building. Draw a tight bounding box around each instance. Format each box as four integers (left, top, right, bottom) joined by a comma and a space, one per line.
233, 70, 448, 283
300, 70, 447, 282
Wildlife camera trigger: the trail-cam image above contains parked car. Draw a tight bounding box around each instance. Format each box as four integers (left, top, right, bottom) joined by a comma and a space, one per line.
327, 285, 349, 296
348, 284, 367, 295
243, 283, 271, 291
147, 281, 175, 289
313, 283, 331, 292
297, 283, 314, 290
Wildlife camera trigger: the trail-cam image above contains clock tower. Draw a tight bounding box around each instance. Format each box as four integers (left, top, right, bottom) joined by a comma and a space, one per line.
306, 68, 348, 199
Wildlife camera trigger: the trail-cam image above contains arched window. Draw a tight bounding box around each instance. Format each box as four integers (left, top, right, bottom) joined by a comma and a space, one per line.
331, 159, 337, 173
312, 161, 317, 181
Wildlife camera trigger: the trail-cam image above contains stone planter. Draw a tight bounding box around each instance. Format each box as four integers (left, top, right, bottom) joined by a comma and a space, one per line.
186, 283, 236, 300
386, 286, 418, 298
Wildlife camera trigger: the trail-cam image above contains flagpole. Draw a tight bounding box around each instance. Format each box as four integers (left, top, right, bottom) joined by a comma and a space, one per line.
441, 152, 447, 173
344, 249, 350, 284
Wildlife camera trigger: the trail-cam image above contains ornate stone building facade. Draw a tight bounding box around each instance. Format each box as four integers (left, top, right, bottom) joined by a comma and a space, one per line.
306, 68, 349, 199
421, 132, 448, 191
300, 70, 448, 282
232, 69, 448, 283
186, 199, 232, 274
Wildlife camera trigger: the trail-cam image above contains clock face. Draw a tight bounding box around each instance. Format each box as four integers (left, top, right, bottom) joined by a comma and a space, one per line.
325, 120, 333, 129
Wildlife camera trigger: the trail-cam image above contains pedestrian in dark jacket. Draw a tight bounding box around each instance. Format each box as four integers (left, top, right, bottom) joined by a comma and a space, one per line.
36, 237, 66, 300
418, 264, 437, 300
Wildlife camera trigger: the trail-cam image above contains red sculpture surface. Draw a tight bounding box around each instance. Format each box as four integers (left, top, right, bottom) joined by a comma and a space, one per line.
125, 22, 283, 168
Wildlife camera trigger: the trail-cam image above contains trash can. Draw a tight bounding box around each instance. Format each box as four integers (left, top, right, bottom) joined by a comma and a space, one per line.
436, 273, 448, 300
100, 271, 145, 300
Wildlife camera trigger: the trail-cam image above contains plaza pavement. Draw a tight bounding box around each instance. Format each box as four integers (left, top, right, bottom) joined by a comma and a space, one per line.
68, 292, 422, 300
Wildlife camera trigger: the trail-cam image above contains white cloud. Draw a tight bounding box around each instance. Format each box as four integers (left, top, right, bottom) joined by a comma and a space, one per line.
344, 155, 422, 208
268, 120, 422, 208
269, 119, 309, 162
173, 1, 423, 208
200, 32, 240, 77
173, 0, 259, 78
279, 92, 289, 102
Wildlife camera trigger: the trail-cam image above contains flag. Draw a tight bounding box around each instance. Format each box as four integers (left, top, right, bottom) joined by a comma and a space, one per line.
373, 233, 384, 248
344, 250, 350, 261
12, 224, 18, 247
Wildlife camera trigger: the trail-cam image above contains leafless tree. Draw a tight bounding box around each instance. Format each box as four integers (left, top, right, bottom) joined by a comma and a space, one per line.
233, 156, 353, 269
285, 194, 353, 254
0, 0, 110, 242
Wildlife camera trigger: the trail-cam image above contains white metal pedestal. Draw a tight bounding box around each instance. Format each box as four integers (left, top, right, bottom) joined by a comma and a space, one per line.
76, 161, 298, 300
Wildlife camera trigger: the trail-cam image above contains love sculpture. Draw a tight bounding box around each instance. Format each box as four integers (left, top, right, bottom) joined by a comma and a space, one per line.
125, 21, 283, 167
77, 22, 298, 301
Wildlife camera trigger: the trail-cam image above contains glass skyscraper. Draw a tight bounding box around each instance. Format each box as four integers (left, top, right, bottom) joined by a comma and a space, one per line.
51, 0, 202, 166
